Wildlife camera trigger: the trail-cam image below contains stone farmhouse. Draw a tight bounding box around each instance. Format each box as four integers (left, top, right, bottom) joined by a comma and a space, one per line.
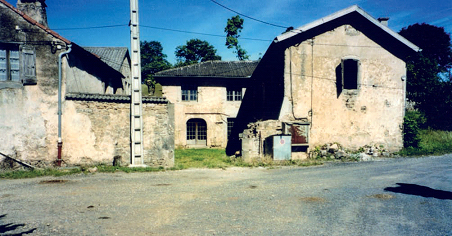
226, 5, 421, 160
155, 61, 258, 148
0, 0, 174, 168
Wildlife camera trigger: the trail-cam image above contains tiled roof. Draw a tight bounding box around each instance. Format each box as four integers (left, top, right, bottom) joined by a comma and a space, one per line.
0, 0, 71, 44
66, 93, 169, 104
154, 60, 259, 78
83, 47, 129, 72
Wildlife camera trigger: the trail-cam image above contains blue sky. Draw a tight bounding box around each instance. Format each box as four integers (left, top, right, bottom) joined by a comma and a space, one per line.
6, 0, 452, 64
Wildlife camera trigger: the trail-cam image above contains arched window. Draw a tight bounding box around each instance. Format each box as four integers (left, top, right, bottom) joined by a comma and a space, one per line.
186, 118, 207, 146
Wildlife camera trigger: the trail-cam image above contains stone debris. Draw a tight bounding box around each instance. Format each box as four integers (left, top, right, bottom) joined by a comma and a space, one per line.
88, 167, 98, 173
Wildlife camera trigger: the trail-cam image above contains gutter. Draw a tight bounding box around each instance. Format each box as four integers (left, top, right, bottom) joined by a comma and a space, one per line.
57, 44, 72, 167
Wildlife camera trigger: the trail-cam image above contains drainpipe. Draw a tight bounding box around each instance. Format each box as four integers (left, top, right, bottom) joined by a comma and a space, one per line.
57, 44, 72, 167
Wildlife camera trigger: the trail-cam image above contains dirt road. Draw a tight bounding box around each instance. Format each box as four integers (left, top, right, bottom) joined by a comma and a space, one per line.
1, 155, 452, 235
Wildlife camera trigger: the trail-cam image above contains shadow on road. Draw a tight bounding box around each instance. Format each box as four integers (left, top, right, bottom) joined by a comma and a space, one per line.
0, 214, 36, 235
385, 183, 452, 200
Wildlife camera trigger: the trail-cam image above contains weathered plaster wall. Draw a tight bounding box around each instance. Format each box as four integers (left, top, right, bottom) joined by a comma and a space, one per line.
281, 25, 406, 151
63, 100, 174, 167
162, 85, 243, 148
0, 4, 67, 166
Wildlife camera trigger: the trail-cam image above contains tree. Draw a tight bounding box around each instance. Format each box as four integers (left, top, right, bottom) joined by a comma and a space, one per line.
225, 15, 249, 60
140, 41, 172, 93
400, 23, 452, 73
175, 39, 221, 67
399, 23, 452, 130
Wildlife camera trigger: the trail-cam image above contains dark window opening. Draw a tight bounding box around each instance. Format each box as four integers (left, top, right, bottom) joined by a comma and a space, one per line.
342, 59, 359, 90
227, 118, 235, 139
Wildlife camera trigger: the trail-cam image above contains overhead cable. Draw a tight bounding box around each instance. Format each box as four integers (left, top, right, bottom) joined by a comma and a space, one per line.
209, 0, 288, 29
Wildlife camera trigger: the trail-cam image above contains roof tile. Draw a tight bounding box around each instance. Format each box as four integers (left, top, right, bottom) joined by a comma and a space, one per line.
154, 60, 259, 78
66, 93, 169, 104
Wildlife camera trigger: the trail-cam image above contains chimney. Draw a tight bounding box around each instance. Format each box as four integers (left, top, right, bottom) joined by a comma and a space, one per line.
17, 0, 48, 27
378, 17, 389, 27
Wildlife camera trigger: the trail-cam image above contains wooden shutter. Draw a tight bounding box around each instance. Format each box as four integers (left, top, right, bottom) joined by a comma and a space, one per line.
20, 45, 37, 85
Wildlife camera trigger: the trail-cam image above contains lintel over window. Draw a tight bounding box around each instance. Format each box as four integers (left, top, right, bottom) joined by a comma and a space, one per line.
341, 58, 359, 90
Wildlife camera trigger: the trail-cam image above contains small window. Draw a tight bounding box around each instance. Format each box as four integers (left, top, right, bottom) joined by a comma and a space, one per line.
227, 118, 235, 139
182, 86, 197, 101
0, 44, 36, 85
342, 59, 359, 90
227, 88, 242, 101
0, 47, 20, 82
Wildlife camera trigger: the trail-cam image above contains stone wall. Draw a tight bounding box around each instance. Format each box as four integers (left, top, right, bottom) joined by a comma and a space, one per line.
63, 96, 174, 167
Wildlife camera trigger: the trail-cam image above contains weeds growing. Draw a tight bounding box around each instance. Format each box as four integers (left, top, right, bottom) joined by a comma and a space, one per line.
398, 129, 452, 156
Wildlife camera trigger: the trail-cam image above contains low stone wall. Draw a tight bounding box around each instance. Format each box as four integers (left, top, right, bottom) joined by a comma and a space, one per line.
62, 93, 174, 167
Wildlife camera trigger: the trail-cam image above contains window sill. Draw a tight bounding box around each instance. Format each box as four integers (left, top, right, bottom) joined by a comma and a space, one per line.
0, 82, 23, 89
343, 89, 359, 96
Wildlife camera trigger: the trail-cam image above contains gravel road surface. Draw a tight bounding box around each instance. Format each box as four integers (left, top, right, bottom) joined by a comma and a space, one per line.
1, 155, 452, 235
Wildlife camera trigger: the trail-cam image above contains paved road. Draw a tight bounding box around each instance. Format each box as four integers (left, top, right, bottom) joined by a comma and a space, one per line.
1, 155, 452, 236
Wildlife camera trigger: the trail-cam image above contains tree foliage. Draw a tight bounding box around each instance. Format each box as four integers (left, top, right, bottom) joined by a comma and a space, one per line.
225, 15, 249, 60
400, 23, 452, 72
175, 39, 221, 67
140, 41, 172, 92
399, 23, 452, 130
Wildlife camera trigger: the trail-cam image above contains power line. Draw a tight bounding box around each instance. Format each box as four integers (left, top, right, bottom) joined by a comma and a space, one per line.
209, 0, 288, 29
141, 25, 272, 42
52, 24, 128, 31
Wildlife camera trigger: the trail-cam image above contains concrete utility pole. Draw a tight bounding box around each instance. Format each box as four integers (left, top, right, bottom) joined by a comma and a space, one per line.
129, 0, 145, 166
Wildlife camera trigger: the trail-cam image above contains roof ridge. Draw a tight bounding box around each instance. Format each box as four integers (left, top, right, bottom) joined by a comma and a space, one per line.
0, 0, 71, 44
274, 4, 420, 52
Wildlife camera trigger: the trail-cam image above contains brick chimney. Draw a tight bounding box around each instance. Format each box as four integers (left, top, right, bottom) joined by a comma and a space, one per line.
378, 17, 389, 27
17, 0, 48, 27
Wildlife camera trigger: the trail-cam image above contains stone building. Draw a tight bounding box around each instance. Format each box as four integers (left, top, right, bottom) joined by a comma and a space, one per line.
155, 61, 258, 148
0, 0, 174, 167
226, 5, 420, 160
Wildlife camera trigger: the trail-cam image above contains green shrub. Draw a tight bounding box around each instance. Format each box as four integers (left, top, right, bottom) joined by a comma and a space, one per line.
403, 111, 425, 148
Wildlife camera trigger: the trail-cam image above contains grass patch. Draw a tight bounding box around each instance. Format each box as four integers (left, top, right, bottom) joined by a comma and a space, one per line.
1, 149, 323, 179
175, 148, 232, 169
174, 148, 324, 169
398, 129, 452, 156
0, 168, 81, 179
94, 165, 166, 173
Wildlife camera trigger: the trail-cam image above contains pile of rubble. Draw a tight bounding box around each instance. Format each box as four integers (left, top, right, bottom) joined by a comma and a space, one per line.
312, 143, 392, 161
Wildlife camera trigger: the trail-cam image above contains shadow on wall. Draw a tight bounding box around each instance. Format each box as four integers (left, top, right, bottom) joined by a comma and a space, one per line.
225, 43, 286, 156
0, 214, 37, 235
384, 183, 452, 200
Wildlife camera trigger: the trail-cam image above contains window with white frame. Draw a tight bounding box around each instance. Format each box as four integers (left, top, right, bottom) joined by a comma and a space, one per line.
227, 88, 242, 101
182, 86, 197, 101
